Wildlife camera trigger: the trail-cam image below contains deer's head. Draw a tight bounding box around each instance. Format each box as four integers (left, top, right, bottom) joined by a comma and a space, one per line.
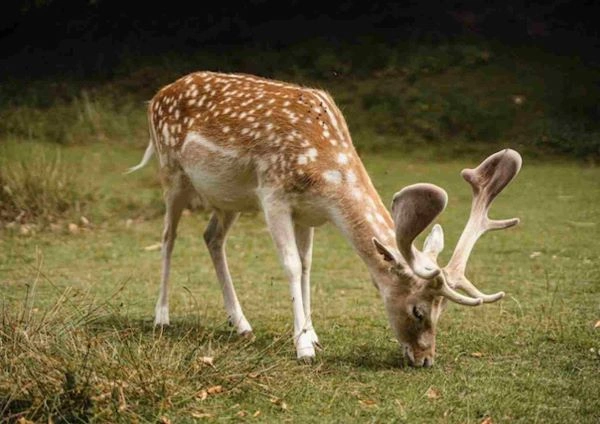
373, 149, 522, 367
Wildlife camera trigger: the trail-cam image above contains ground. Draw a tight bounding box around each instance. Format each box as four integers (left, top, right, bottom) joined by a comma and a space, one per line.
1, 145, 598, 422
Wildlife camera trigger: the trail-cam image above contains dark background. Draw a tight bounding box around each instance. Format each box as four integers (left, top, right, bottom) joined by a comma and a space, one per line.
2, 1, 599, 79
1, 1, 599, 160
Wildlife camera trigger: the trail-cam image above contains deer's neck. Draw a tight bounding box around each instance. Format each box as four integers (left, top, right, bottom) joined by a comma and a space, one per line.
328, 165, 398, 277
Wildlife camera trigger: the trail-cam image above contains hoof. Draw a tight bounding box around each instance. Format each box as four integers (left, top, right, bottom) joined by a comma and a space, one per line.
297, 355, 314, 365
154, 305, 170, 326
240, 330, 255, 340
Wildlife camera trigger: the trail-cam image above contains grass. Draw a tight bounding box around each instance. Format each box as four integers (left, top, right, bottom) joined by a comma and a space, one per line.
1, 144, 599, 422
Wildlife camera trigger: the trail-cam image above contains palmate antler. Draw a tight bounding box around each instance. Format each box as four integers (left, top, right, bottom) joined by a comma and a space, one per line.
443, 149, 522, 303
389, 149, 522, 307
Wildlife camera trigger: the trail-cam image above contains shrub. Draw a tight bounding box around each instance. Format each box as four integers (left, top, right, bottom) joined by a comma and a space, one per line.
0, 143, 92, 223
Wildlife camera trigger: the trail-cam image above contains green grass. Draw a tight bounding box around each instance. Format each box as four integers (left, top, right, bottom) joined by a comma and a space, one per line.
1, 144, 599, 422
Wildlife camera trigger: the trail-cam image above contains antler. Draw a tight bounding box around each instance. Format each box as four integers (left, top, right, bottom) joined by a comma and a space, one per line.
444, 149, 522, 303
391, 183, 447, 279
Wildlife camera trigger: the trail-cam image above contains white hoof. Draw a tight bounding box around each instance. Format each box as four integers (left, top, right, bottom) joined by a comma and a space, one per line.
230, 315, 253, 336
154, 305, 170, 326
296, 332, 316, 360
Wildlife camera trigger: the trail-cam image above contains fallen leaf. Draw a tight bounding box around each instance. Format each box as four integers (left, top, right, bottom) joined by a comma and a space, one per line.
158, 416, 171, 424
470, 351, 484, 358
358, 399, 378, 407
196, 390, 208, 401
20, 225, 31, 235
236, 411, 247, 417
125, 218, 134, 228
480, 417, 494, 424
270, 397, 288, 410
529, 251, 541, 258
191, 412, 213, 419
594, 321, 600, 329
80, 216, 90, 226
207, 385, 223, 395
199, 356, 214, 367
426, 387, 440, 400
17, 418, 35, 424
253, 410, 261, 417
68, 223, 79, 234
144, 242, 162, 251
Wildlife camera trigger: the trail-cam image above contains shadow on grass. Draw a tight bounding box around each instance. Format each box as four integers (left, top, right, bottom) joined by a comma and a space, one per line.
325, 345, 407, 371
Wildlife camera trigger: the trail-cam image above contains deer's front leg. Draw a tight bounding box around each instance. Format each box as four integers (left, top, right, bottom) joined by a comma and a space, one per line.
260, 194, 315, 361
294, 225, 321, 350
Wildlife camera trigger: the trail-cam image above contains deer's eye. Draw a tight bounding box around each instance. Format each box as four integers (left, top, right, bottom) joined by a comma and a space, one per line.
412, 306, 424, 321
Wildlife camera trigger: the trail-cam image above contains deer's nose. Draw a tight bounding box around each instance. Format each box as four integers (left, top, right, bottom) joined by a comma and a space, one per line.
422, 356, 434, 368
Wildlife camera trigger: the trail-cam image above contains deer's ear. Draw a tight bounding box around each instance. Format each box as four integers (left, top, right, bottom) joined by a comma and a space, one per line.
373, 238, 400, 264
423, 224, 444, 260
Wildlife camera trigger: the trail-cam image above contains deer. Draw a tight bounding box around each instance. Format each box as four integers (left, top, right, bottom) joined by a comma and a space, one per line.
128, 71, 522, 367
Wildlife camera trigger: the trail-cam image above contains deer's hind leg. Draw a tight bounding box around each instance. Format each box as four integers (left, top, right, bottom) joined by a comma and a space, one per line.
204, 210, 253, 336
154, 168, 193, 326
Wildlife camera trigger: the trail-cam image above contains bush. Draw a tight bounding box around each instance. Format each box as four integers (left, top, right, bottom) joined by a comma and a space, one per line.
0, 143, 93, 223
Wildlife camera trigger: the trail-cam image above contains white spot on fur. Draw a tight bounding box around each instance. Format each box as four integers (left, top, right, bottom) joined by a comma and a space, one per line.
306, 148, 318, 161
323, 170, 342, 184
297, 155, 308, 165
337, 153, 349, 165
351, 187, 362, 199
346, 170, 357, 183
222, 126, 230, 133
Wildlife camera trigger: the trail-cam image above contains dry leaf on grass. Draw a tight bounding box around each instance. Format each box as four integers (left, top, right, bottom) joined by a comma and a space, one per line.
480, 417, 494, 424
471, 351, 484, 358
270, 397, 288, 410
196, 390, 208, 401
426, 387, 440, 400
158, 416, 171, 424
253, 410, 261, 417
16, 418, 34, 424
68, 223, 79, 234
207, 385, 223, 395
594, 320, 600, 329
358, 399, 378, 407
191, 411, 213, 419
199, 356, 215, 367
143, 242, 162, 251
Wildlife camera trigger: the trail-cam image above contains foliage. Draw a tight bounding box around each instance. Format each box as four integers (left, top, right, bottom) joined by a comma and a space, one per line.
0, 143, 93, 223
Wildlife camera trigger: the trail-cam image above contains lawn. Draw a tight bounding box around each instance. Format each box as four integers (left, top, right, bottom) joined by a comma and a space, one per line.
1, 144, 598, 423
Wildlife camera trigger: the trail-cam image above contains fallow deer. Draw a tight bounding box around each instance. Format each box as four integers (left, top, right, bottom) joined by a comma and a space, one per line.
128, 71, 522, 367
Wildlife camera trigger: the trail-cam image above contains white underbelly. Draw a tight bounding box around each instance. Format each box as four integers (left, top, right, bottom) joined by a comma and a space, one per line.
183, 163, 259, 211
178, 132, 331, 224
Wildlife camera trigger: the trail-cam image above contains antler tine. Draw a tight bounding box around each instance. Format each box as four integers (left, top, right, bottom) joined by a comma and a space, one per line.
444, 149, 522, 303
